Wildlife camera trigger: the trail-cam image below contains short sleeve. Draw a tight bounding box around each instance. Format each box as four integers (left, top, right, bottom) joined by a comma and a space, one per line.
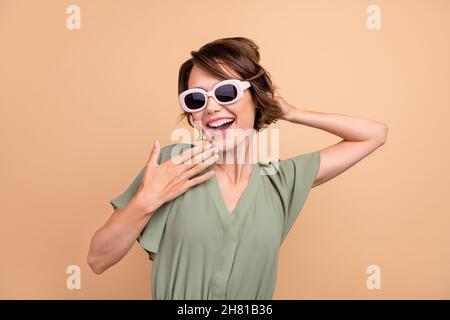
109, 168, 145, 211
109, 143, 194, 260
275, 150, 321, 244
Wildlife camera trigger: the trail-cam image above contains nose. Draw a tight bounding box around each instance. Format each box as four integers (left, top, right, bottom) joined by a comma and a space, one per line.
204, 95, 222, 114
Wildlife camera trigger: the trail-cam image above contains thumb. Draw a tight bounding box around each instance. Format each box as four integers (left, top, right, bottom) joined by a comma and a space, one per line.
146, 140, 161, 166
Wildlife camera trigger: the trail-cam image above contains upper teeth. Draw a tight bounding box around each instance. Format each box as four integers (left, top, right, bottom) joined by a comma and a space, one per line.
208, 118, 234, 128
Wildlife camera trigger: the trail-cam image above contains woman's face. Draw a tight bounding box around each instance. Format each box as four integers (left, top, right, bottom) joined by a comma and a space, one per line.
187, 64, 256, 154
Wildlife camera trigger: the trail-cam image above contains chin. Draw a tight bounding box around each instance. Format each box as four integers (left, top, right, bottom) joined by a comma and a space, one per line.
203, 125, 253, 154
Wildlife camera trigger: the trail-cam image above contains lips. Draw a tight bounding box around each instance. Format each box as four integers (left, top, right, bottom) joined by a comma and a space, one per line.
206, 117, 235, 129
204, 117, 236, 137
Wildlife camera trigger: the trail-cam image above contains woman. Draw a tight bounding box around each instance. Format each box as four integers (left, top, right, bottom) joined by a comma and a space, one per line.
87, 37, 388, 299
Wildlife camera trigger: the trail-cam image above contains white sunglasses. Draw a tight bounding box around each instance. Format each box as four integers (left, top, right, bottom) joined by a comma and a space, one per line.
179, 79, 251, 113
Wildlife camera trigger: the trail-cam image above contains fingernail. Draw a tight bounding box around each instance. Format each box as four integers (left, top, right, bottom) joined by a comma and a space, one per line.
154, 140, 160, 147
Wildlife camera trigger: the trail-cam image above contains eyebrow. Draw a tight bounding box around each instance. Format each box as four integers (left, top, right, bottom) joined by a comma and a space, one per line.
189, 80, 224, 91
189, 78, 230, 91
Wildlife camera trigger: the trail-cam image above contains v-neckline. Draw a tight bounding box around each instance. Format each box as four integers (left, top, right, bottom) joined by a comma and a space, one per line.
205, 163, 261, 224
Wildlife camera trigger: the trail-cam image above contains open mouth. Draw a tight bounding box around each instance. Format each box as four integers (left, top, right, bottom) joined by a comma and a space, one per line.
206, 118, 235, 131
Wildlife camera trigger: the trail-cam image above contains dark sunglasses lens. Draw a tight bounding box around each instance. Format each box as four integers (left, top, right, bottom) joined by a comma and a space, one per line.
215, 84, 238, 103
185, 92, 206, 110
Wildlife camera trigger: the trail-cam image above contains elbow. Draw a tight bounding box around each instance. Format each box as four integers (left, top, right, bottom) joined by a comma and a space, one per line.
374, 123, 388, 146
87, 252, 107, 275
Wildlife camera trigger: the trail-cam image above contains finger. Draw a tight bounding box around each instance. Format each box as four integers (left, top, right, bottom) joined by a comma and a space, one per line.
171, 144, 210, 165
146, 140, 161, 166
186, 169, 216, 188
184, 152, 219, 177
183, 146, 218, 168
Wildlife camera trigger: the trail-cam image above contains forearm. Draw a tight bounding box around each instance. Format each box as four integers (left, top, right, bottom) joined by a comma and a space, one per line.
285, 108, 388, 143
87, 197, 155, 274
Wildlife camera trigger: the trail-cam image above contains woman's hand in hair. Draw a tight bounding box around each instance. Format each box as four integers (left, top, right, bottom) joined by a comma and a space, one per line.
272, 88, 298, 122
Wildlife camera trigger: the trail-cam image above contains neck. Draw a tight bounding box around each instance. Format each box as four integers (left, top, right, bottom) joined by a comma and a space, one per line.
212, 136, 254, 185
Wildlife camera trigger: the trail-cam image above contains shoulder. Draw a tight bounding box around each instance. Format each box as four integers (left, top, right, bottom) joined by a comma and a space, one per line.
257, 150, 320, 183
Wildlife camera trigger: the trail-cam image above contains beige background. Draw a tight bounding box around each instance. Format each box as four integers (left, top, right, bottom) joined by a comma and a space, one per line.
1, 0, 449, 299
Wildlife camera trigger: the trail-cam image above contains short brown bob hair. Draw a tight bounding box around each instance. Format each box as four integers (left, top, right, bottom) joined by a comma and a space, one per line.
178, 37, 281, 131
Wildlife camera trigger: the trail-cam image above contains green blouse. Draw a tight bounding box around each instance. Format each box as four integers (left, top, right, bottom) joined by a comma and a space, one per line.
110, 143, 320, 300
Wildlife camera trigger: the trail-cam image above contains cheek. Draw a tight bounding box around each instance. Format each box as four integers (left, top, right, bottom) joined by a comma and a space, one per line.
192, 113, 203, 124
235, 102, 256, 127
